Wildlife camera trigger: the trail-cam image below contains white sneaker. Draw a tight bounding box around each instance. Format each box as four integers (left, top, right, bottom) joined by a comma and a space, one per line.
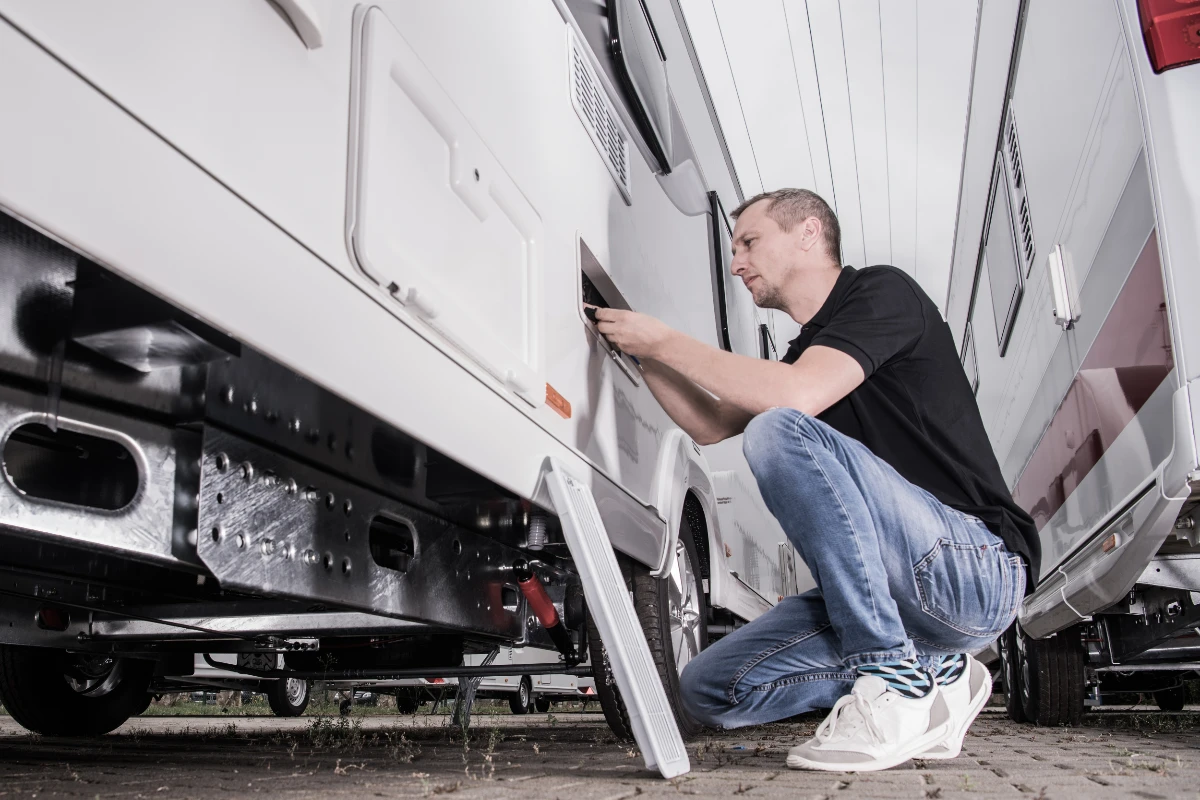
921, 655, 992, 760
786, 675, 952, 772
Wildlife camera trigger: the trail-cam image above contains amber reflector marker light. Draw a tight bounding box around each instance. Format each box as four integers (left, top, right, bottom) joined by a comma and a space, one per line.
1138, 0, 1200, 73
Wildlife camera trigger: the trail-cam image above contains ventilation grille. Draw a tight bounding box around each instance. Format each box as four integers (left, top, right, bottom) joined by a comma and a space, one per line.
1004, 108, 1035, 275
1006, 114, 1024, 189
568, 28, 632, 202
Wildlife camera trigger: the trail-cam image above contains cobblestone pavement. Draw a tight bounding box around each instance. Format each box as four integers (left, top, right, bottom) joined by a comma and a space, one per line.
1, 707, 1199, 798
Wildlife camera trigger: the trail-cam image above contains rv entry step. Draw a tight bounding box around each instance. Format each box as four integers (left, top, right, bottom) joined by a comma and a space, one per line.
542, 458, 689, 779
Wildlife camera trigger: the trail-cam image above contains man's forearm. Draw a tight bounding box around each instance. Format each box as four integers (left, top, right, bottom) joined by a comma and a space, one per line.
651, 331, 861, 419
652, 332, 799, 415
640, 358, 748, 445
592, 305, 864, 428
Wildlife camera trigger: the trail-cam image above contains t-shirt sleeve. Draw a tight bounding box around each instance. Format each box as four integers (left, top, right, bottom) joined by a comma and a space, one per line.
808, 270, 925, 378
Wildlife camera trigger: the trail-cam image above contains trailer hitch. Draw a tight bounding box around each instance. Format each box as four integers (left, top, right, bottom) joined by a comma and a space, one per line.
512, 558, 578, 665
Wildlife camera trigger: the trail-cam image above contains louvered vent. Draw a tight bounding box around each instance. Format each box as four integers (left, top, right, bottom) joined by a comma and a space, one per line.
568, 28, 632, 202
1004, 108, 1035, 275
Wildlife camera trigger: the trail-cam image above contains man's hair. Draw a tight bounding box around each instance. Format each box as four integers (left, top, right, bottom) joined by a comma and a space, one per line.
731, 188, 841, 262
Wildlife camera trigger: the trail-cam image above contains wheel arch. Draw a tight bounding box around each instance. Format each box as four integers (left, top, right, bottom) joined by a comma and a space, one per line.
648, 429, 721, 580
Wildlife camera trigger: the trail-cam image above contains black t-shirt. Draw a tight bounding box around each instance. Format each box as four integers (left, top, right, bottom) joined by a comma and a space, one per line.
781, 265, 1040, 584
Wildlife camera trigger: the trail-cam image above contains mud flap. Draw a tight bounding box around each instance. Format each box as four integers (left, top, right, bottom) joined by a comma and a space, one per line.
542, 458, 689, 779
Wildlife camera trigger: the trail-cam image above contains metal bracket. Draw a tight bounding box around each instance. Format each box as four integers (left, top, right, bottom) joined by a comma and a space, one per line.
196, 428, 526, 638
451, 647, 499, 731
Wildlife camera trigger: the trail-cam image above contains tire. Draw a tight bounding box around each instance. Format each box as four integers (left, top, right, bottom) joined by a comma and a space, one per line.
131, 691, 154, 717
267, 677, 310, 717
998, 623, 1026, 723
589, 516, 709, 741
535, 696, 551, 713
1154, 684, 1187, 712
1016, 622, 1086, 726
396, 689, 421, 714
508, 677, 532, 715
0, 645, 154, 736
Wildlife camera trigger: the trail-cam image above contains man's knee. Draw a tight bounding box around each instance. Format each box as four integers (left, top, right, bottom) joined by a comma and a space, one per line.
742, 408, 798, 472
742, 407, 827, 484
678, 654, 732, 728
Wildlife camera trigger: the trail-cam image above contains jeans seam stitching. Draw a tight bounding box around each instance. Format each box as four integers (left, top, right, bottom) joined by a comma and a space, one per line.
748, 672, 855, 691
725, 623, 832, 704
793, 413, 885, 632
914, 545, 1010, 638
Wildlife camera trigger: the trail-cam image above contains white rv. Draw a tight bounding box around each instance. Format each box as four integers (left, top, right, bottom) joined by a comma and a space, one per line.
945, 0, 1200, 723
0, 0, 799, 761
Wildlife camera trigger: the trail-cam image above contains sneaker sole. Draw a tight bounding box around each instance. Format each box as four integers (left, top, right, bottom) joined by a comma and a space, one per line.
785, 720, 952, 773
921, 669, 992, 760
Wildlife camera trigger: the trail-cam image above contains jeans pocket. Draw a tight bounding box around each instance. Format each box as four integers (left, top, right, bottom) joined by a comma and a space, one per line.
913, 539, 1019, 639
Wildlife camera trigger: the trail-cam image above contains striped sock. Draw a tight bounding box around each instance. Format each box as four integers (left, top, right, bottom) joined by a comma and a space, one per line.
857, 658, 933, 698
932, 654, 968, 686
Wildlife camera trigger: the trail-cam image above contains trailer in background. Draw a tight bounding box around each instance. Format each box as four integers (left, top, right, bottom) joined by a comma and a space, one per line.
945, 0, 1200, 725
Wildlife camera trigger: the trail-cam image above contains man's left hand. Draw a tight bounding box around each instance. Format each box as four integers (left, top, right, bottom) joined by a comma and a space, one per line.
589, 306, 675, 359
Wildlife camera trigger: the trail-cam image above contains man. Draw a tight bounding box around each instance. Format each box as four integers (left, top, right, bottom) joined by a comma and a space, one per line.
591, 189, 1037, 772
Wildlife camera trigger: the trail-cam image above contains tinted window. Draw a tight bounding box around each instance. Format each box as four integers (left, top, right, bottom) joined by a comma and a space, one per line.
985, 157, 1023, 356
709, 193, 762, 358
608, 0, 672, 172
961, 322, 979, 394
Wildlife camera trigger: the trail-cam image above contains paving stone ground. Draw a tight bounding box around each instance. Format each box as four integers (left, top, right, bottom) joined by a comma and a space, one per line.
1, 706, 1199, 799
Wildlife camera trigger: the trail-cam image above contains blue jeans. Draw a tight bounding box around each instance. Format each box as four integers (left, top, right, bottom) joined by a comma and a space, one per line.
680, 408, 1025, 729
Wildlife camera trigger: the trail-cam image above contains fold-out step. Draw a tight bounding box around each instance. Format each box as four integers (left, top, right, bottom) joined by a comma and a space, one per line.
542, 458, 689, 779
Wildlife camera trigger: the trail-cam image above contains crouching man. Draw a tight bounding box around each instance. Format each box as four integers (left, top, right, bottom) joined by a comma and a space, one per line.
591, 189, 1037, 772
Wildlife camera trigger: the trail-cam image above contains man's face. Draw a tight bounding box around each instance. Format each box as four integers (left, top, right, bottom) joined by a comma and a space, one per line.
731, 201, 797, 310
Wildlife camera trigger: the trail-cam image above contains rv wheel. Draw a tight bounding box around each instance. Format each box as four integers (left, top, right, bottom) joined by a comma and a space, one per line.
508, 677, 532, 714
1154, 683, 1188, 712
588, 516, 709, 741
1015, 622, 1086, 726
998, 623, 1026, 723
396, 688, 422, 714
0, 645, 154, 735
267, 677, 310, 717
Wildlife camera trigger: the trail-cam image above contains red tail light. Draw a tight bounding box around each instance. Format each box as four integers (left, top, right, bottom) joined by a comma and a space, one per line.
1137, 0, 1200, 73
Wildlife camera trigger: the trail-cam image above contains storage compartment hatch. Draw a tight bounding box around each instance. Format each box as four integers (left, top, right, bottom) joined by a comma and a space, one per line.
349, 7, 544, 406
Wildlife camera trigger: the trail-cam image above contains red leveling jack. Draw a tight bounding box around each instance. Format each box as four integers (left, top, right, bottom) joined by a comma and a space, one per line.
512, 559, 578, 665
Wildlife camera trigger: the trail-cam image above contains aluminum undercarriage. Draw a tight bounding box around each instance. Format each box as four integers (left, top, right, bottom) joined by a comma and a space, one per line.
0, 209, 577, 666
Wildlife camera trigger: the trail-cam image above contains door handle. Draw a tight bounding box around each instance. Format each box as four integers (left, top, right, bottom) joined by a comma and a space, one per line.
270, 0, 324, 49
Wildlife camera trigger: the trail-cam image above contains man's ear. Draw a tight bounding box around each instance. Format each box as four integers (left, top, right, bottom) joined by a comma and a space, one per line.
798, 217, 822, 253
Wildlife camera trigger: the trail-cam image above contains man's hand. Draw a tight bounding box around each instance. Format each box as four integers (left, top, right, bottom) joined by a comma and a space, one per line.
589, 306, 675, 360
583, 303, 864, 442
